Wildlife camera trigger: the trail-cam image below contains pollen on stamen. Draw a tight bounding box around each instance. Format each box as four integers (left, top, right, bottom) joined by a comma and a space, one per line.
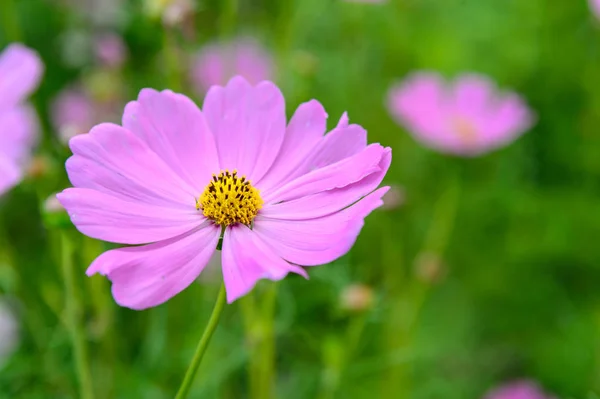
197, 169, 263, 226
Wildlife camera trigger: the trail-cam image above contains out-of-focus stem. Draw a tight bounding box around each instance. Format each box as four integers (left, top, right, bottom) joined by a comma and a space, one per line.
61, 232, 95, 399
242, 283, 278, 399
175, 282, 227, 399
382, 168, 462, 397
240, 295, 260, 398
258, 284, 277, 399
163, 28, 181, 92
319, 313, 369, 399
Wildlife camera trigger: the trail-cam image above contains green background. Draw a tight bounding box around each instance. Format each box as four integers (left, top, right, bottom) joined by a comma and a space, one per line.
1, 0, 599, 398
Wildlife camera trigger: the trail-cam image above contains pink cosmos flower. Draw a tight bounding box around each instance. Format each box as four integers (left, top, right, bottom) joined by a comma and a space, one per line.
190, 39, 273, 94
387, 72, 534, 156
484, 380, 555, 399
94, 33, 127, 68
0, 44, 43, 195
57, 76, 391, 309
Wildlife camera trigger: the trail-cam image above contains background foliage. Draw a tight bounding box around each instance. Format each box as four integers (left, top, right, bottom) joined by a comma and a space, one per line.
1, 0, 600, 398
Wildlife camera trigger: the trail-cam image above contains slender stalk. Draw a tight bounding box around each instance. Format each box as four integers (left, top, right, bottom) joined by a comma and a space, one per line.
61, 232, 95, 399
239, 294, 261, 398
258, 284, 277, 399
381, 168, 462, 397
163, 28, 181, 92
318, 313, 369, 399
175, 283, 227, 399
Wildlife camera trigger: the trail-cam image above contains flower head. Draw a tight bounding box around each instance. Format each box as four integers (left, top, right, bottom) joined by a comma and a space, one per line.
58, 76, 391, 309
51, 84, 122, 143
94, 32, 127, 68
0, 44, 43, 195
484, 380, 555, 399
387, 72, 534, 156
52, 86, 95, 143
190, 39, 273, 94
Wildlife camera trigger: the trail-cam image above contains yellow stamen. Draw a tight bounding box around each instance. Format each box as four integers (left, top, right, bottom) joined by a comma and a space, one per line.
197, 170, 263, 226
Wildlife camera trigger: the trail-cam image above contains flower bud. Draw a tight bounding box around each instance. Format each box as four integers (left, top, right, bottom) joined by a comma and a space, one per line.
340, 284, 374, 312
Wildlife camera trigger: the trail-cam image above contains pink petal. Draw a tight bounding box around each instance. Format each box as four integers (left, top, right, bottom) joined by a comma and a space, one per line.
254, 187, 388, 266
591, 0, 600, 19
202, 76, 286, 183
66, 123, 197, 209
0, 157, 21, 196
0, 104, 38, 165
87, 225, 220, 310
261, 148, 391, 220
256, 99, 328, 191
336, 112, 349, 128
221, 225, 307, 303
263, 143, 387, 204
484, 380, 554, 399
307, 122, 367, 170
387, 72, 447, 136
483, 93, 534, 147
122, 89, 219, 191
0, 44, 43, 109
452, 74, 495, 118
57, 188, 202, 245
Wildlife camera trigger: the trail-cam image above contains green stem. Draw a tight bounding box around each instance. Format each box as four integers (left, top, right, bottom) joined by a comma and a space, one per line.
175, 283, 227, 399
61, 232, 95, 399
240, 295, 260, 399
421, 170, 461, 257
163, 28, 181, 92
320, 313, 369, 399
381, 169, 462, 397
258, 284, 277, 399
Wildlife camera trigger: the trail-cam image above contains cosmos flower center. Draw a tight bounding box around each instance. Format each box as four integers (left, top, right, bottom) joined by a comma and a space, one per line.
197, 169, 263, 226
450, 116, 478, 145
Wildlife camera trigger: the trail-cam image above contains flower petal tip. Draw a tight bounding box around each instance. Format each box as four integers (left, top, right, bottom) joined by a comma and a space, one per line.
337, 112, 349, 128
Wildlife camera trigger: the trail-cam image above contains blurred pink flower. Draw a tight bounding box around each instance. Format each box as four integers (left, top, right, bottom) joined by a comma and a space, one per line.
0, 44, 43, 195
484, 380, 555, 399
387, 72, 534, 156
94, 33, 127, 68
58, 76, 391, 309
51, 85, 122, 143
51, 87, 95, 143
591, 0, 600, 19
190, 39, 273, 93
